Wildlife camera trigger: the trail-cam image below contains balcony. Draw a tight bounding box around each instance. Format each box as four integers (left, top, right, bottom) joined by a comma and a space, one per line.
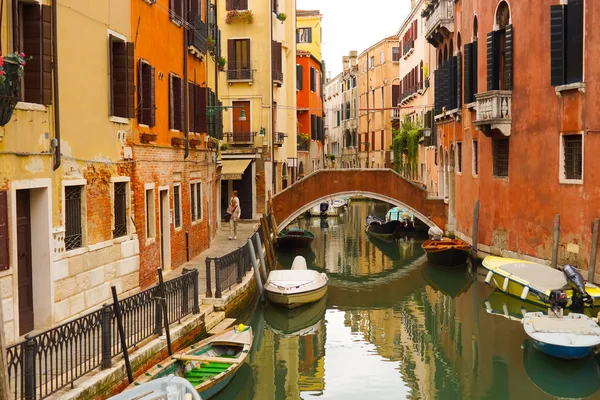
224, 131, 256, 145
297, 140, 309, 151
401, 86, 419, 104
274, 132, 286, 146
187, 16, 208, 56
402, 38, 414, 58
423, 0, 454, 48
391, 108, 401, 120
473, 90, 512, 137
227, 62, 253, 83
272, 70, 283, 87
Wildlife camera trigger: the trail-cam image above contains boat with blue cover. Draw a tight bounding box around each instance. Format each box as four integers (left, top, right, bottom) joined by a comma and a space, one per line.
522, 311, 600, 359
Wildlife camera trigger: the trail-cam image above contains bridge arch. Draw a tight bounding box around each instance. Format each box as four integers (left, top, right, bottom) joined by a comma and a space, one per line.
271, 169, 447, 229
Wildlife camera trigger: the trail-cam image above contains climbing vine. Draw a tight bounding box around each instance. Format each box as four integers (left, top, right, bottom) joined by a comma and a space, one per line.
392, 117, 421, 178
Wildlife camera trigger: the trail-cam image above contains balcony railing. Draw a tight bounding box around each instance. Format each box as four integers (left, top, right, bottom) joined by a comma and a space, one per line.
274, 132, 286, 146
424, 0, 454, 47
227, 61, 253, 82
401, 85, 419, 103
392, 51, 401, 62
272, 70, 283, 86
224, 131, 256, 145
188, 16, 208, 54
391, 108, 401, 120
297, 141, 309, 151
402, 38, 414, 57
473, 90, 512, 137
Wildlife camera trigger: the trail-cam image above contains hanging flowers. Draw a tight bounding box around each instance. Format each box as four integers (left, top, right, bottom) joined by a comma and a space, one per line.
0, 52, 30, 84
225, 10, 254, 25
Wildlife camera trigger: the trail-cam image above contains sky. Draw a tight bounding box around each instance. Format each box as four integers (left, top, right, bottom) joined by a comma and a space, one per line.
297, 0, 411, 77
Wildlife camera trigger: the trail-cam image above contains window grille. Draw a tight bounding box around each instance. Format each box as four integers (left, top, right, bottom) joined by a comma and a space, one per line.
65, 186, 83, 250
563, 135, 582, 180
493, 138, 509, 177
113, 182, 127, 238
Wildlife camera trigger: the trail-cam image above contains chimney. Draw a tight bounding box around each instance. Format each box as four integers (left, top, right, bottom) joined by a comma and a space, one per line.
349, 50, 357, 67
342, 56, 350, 72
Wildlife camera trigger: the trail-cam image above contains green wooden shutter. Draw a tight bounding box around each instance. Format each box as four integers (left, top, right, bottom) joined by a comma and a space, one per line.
472, 40, 478, 98
486, 31, 500, 91
197, 86, 207, 134
463, 44, 472, 103
565, 0, 583, 84
0, 191, 8, 271
126, 42, 135, 118
296, 65, 303, 90
188, 82, 195, 133
456, 52, 462, 108
504, 24, 513, 90
149, 65, 156, 127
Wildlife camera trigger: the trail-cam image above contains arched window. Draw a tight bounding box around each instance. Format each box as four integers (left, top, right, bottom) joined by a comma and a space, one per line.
443, 44, 448, 62
456, 33, 461, 51
438, 50, 443, 68
449, 39, 454, 56
491, 1, 512, 90
473, 16, 478, 39
282, 163, 288, 189
299, 161, 304, 178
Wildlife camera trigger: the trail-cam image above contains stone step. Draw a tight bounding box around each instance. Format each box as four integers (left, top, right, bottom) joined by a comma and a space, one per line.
204, 311, 225, 333
208, 318, 237, 335
199, 303, 214, 317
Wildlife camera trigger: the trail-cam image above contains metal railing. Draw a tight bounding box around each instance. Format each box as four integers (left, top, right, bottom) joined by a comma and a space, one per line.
188, 16, 208, 53
227, 62, 253, 81
297, 141, 309, 151
224, 131, 256, 144
272, 70, 283, 83
205, 230, 261, 299
274, 132, 286, 145
402, 38, 414, 56
6, 269, 199, 400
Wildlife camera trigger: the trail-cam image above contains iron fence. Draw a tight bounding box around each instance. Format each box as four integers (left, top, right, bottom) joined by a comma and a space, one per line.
6, 269, 199, 400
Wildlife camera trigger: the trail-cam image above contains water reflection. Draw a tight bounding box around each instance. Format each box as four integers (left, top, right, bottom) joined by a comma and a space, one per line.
213, 200, 600, 400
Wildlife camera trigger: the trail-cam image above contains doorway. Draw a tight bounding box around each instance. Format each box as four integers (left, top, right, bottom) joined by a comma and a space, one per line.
16, 190, 34, 335
159, 189, 171, 270
232, 161, 253, 220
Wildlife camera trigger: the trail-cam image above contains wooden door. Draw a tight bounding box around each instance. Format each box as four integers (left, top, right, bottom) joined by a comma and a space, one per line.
17, 190, 34, 335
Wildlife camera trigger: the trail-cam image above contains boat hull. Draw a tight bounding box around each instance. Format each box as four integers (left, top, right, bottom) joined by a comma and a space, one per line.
530, 339, 595, 359
274, 236, 313, 249
265, 285, 328, 309
424, 248, 469, 267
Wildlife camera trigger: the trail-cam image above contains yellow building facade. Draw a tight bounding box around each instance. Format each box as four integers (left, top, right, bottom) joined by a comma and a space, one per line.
217, 0, 297, 217
296, 10, 322, 62
0, 0, 139, 344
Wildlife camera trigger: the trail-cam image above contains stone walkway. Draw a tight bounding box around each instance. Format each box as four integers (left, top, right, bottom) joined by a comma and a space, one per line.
164, 220, 262, 296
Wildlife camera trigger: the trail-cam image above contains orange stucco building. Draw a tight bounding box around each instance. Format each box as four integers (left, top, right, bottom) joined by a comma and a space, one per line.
130, 0, 219, 287
296, 50, 324, 176
425, 0, 599, 282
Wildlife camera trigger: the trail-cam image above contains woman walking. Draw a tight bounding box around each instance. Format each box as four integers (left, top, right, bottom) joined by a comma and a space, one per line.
227, 190, 241, 240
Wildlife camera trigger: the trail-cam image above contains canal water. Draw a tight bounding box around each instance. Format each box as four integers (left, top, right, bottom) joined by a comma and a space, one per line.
214, 200, 600, 400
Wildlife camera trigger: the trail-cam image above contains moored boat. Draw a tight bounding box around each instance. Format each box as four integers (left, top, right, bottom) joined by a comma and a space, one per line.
274, 227, 315, 250
482, 256, 600, 309
365, 215, 402, 241
128, 326, 253, 399
421, 238, 471, 267
522, 311, 600, 359
265, 256, 328, 308
308, 200, 343, 217
110, 375, 202, 400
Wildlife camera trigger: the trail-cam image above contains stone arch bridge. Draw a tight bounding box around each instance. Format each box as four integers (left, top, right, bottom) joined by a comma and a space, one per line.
271, 169, 447, 229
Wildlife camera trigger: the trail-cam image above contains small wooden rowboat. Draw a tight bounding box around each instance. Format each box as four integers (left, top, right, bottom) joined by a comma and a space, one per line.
421, 238, 471, 267
274, 227, 315, 250
129, 326, 253, 399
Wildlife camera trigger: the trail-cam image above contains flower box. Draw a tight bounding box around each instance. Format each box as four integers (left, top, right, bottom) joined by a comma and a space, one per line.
189, 138, 201, 148
140, 133, 157, 143
0, 53, 28, 126
225, 10, 254, 25
171, 137, 185, 147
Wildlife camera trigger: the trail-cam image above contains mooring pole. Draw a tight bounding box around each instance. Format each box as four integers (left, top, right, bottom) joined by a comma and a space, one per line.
111, 286, 133, 383
588, 218, 599, 282
158, 269, 173, 355
248, 240, 264, 299
551, 214, 560, 269
472, 200, 480, 252
255, 233, 268, 280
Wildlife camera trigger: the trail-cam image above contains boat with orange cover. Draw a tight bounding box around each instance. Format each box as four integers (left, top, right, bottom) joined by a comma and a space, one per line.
422, 238, 471, 267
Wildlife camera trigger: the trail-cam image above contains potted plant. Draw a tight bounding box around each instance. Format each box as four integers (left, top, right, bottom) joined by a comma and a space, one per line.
298, 133, 310, 142
218, 57, 226, 71
0, 52, 29, 126
276, 12, 287, 22
189, 137, 201, 147
140, 132, 157, 143
220, 143, 229, 151
225, 10, 254, 25
207, 36, 216, 54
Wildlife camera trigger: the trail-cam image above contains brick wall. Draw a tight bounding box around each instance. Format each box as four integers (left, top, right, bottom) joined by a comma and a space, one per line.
132, 144, 218, 288
255, 156, 266, 215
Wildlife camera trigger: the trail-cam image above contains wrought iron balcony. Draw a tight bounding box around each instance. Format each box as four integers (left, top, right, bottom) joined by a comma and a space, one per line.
224, 131, 257, 145
274, 132, 286, 146
187, 16, 208, 55
297, 141, 309, 151
424, 0, 454, 48
402, 38, 414, 58
473, 90, 512, 137
227, 62, 253, 82
272, 70, 283, 86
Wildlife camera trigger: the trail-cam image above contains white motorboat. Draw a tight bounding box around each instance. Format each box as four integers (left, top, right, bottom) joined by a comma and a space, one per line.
265, 256, 328, 308
308, 200, 344, 217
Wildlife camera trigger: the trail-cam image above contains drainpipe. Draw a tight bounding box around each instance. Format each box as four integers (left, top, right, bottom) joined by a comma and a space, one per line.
214, 0, 219, 141
366, 51, 370, 168
270, 3, 275, 193
183, 0, 190, 159
52, 0, 61, 170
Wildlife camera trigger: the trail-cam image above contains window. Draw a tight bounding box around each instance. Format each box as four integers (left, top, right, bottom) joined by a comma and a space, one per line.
336, 110, 340, 126
145, 186, 155, 239
472, 140, 478, 175
296, 65, 303, 90
271, 41, 283, 82
309, 67, 316, 92
369, 56, 374, 68
463, 41, 479, 104
14, 3, 52, 104
138, 61, 156, 126
392, 47, 400, 62
113, 182, 128, 238
169, 0, 183, 22
191, 182, 202, 222
227, 39, 251, 80
380, 51, 384, 64
109, 35, 134, 118
492, 138, 509, 177
457, 142, 462, 173
226, 0, 248, 11
65, 185, 84, 251
173, 184, 182, 228
562, 134, 583, 181
487, 2, 513, 91
189, 82, 207, 133
297, 28, 312, 44
550, 0, 583, 86
169, 74, 183, 131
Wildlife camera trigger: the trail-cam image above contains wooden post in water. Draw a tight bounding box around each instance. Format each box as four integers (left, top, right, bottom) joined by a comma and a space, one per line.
588, 218, 599, 282
111, 286, 133, 384
0, 290, 12, 400
260, 216, 272, 270
551, 214, 560, 269
472, 200, 480, 252
157, 269, 172, 355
